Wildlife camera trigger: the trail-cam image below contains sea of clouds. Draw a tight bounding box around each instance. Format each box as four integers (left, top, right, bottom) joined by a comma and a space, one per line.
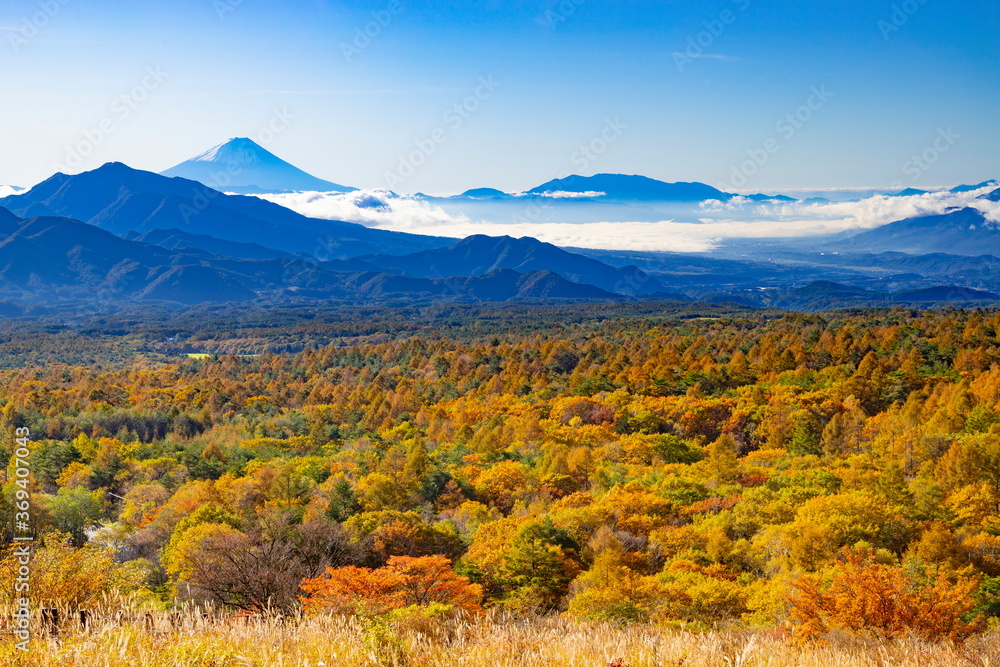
255, 184, 1000, 253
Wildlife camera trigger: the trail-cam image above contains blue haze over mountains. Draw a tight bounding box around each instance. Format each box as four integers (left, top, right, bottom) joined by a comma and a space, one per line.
0, 138, 998, 313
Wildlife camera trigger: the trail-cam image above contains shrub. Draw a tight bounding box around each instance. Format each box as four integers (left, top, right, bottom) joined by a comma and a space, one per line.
789, 550, 985, 642
300, 555, 482, 616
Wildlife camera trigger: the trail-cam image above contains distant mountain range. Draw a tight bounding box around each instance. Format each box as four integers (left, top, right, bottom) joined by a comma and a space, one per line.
949, 180, 998, 193
0, 199, 992, 310
31, 201, 993, 311
0, 162, 675, 305
0, 212, 259, 304
0, 162, 445, 258
0, 149, 998, 311
458, 187, 510, 200
145, 138, 999, 214
0, 163, 685, 306
884, 182, 997, 199
832, 207, 1000, 256
155, 138, 803, 203
0, 209, 627, 305
443, 174, 794, 203
357, 234, 671, 295
151, 139, 999, 215
526, 174, 733, 202
161, 138, 356, 194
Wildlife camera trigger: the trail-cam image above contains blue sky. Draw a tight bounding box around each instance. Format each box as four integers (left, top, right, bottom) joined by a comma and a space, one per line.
1, 0, 997, 194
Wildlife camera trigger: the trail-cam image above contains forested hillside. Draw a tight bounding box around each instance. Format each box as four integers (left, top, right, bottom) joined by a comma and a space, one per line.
2, 303, 999, 648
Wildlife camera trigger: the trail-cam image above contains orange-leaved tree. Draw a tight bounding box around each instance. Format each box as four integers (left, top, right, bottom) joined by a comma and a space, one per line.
300, 555, 482, 616
789, 550, 984, 642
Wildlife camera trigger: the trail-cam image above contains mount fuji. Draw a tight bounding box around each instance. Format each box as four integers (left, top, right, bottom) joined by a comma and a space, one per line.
161, 138, 355, 194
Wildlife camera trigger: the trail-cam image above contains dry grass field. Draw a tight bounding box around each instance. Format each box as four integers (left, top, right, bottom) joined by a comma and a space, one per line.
1, 611, 997, 667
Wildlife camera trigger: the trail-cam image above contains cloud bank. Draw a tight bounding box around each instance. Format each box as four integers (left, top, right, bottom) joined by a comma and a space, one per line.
256, 189, 473, 231
528, 190, 608, 199
255, 185, 1000, 253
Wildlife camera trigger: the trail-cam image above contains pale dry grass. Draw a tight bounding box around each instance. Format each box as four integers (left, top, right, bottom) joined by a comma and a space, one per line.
1, 610, 998, 667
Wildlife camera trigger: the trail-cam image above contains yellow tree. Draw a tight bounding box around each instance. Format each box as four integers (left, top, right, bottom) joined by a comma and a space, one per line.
0, 533, 142, 610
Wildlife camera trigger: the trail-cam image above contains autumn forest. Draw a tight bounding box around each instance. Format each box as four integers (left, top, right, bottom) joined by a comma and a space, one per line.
2, 302, 1000, 665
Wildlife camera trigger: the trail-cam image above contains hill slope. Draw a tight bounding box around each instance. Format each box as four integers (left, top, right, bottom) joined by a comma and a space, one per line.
125, 228, 297, 261
361, 235, 669, 295
833, 208, 1000, 256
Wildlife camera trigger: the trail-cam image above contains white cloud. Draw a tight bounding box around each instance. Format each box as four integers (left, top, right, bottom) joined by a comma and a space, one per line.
700, 196, 753, 212
973, 200, 1000, 224
505, 190, 607, 199
757, 186, 999, 229
254, 189, 473, 231
253, 185, 1000, 253
0, 185, 22, 198
530, 190, 607, 199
